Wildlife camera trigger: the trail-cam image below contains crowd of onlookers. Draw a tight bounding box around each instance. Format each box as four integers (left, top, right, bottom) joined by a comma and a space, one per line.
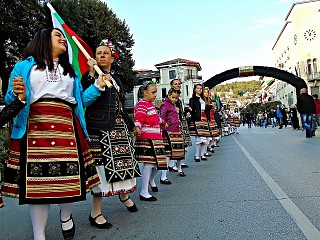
239, 91, 320, 138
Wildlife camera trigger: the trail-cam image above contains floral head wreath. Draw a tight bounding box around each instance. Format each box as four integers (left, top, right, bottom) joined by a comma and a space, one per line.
99, 39, 119, 59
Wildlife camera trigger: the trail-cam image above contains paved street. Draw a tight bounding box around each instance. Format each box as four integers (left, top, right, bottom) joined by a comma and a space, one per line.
1, 125, 320, 240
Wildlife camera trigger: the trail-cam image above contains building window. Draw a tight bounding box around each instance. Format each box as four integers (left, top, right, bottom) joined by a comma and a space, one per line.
295, 62, 301, 77
313, 58, 318, 78
169, 70, 176, 79
307, 59, 312, 78
306, 58, 319, 80
162, 88, 167, 99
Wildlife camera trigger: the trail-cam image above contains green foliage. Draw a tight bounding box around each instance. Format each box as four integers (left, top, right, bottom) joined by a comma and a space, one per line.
240, 101, 281, 115
0, 0, 47, 92
213, 80, 261, 96
50, 0, 138, 92
0, 0, 138, 93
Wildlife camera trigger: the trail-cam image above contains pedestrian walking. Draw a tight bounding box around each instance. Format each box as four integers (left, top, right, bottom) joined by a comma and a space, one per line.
81, 39, 141, 229
297, 88, 316, 138
1, 28, 107, 240
312, 94, 320, 129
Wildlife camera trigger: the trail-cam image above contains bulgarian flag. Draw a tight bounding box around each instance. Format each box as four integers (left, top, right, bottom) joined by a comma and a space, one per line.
47, 3, 93, 78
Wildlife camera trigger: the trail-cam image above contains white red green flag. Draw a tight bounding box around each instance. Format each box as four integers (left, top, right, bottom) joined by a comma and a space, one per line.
47, 3, 93, 77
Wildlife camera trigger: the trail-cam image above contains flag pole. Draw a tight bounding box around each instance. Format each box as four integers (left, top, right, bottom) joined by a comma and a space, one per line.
72, 36, 112, 88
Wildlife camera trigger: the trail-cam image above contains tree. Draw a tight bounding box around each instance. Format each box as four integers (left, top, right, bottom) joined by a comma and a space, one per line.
0, 0, 47, 94
50, 0, 138, 92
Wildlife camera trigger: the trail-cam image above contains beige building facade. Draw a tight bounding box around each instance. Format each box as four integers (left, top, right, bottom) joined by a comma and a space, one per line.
272, 0, 320, 107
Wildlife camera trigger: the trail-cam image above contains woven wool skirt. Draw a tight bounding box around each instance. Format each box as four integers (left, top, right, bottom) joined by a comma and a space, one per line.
1, 100, 100, 204
233, 117, 241, 127
180, 116, 192, 147
162, 131, 185, 160
189, 111, 211, 137
134, 138, 167, 170
88, 115, 141, 197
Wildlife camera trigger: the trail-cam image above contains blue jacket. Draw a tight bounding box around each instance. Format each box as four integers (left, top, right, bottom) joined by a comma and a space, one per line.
5, 56, 101, 139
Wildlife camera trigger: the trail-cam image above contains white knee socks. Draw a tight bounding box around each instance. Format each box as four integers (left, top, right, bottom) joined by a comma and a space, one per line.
29, 204, 50, 240
195, 144, 201, 157
177, 160, 182, 172
140, 163, 153, 198
161, 157, 170, 180
201, 144, 208, 157
60, 203, 74, 230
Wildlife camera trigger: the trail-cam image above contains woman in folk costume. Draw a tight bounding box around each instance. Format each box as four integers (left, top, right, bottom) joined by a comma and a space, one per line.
232, 108, 241, 134
167, 79, 190, 172
0, 78, 26, 208
2, 28, 107, 240
203, 87, 219, 153
81, 39, 141, 228
134, 82, 168, 201
160, 88, 186, 180
188, 84, 211, 162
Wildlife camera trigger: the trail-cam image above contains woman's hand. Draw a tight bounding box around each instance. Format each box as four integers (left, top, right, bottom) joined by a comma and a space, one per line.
13, 77, 26, 101
134, 126, 141, 136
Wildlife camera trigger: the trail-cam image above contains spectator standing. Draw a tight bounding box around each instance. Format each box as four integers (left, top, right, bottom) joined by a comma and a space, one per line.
297, 88, 316, 138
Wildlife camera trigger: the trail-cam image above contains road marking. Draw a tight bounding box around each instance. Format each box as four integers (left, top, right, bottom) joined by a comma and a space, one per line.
252, 131, 263, 134
233, 136, 320, 240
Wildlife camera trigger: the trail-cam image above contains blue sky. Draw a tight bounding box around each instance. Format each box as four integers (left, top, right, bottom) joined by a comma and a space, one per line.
105, 0, 297, 81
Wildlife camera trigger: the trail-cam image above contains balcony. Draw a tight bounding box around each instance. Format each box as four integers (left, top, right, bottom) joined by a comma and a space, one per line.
184, 75, 202, 81
307, 72, 320, 82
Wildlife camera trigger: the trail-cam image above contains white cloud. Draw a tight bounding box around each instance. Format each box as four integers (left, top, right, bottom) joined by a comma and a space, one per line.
251, 17, 282, 29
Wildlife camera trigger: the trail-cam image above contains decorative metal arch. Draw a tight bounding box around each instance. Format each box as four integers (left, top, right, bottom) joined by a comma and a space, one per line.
203, 66, 307, 91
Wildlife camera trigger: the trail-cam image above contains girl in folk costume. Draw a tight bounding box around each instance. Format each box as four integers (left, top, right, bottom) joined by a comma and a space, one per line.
160, 88, 186, 180
2, 28, 107, 240
167, 79, 191, 172
232, 108, 241, 134
188, 84, 211, 162
81, 39, 141, 229
134, 82, 168, 201
203, 88, 219, 153
0, 78, 26, 208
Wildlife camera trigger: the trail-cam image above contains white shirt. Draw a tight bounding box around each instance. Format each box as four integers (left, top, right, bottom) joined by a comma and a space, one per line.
29, 65, 76, 104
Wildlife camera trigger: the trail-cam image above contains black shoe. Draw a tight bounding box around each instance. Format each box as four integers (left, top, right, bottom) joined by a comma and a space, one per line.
160, 178, 172, 184
194, 156, 200, 162
149, 183, 158, 192
204, 153, 211, 157
208, 148, 215, 153
139, 195, 157, 201
168, 166, 178, 172
89, 214, 113, 229
181, 164, 189, 168
201, 156, 207, 161
178, 171, 186, 177
60, 214, 75, 240
119, 195, 138, 212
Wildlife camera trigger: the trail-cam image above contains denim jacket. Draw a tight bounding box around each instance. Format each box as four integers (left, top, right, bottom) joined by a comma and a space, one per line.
5, 56, 101, 139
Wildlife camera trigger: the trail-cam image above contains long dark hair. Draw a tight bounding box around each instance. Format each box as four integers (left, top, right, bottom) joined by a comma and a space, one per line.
192, 84, 204, 99
22, 27, 75, 77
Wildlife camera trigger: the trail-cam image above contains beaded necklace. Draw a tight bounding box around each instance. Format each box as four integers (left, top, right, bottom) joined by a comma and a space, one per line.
46, 60, 62, 82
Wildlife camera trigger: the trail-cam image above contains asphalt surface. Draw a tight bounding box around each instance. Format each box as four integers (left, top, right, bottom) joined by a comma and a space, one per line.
1, 125, 320, 240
